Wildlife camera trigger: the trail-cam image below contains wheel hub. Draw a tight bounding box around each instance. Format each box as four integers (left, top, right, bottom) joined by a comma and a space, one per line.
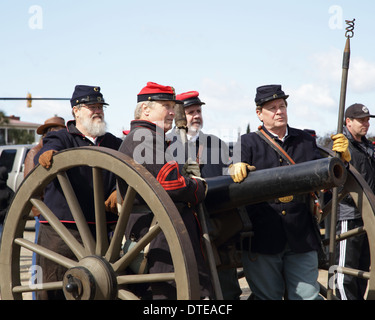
63, 256, 117, 300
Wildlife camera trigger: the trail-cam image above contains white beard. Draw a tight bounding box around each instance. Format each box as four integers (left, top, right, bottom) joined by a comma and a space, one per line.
81, 115, 107, 137
187, 124, 202, 136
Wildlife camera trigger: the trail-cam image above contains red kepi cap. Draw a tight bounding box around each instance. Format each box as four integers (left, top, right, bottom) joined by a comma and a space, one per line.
176, 91, 205, 108
137, 82, 183, 104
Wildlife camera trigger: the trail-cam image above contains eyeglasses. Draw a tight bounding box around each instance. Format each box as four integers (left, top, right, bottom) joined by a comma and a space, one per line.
82, 104, 107, 111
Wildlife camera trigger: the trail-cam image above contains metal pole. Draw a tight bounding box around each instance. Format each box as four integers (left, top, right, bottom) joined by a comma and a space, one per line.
327, 19, 355, 300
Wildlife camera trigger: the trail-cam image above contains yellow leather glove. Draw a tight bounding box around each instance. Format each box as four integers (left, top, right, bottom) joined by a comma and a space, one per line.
331, 133, 351, 162
39, 150, 57, 169
105, 190, 118, 214
229, 162, 256, 183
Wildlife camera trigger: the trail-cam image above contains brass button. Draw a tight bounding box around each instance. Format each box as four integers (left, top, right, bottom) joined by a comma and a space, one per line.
281, 210, 286, 215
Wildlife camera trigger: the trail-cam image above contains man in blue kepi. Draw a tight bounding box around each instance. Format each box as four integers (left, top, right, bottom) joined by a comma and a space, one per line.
34, 85, 122, 299
230, 84, 350, 300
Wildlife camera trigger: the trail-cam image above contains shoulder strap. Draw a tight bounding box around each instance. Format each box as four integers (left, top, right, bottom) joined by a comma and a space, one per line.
256, 126, 323, 218
255, 126, 295, 165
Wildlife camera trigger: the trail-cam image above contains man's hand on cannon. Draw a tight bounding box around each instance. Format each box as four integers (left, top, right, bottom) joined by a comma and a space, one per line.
229, 162, 256, 183
331, 133, 351, 162
39, 150, 57, 169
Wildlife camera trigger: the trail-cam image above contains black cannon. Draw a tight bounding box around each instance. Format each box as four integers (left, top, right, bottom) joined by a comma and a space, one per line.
201, 157, 346, 273
2, 147, 375, 300
205, 157, 345, 213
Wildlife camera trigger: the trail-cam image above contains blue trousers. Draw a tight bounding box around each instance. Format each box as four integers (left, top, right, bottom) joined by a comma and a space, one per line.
242, 245, 322, 300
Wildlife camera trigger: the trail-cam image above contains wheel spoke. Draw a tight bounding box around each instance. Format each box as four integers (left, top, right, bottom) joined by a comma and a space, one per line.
14, 238, 78, 269
57, 171, 95, 254
322, 226, 366, 246
316, 151, 375, 300
336, 266, 370, 279
112, 223, 161, 272
92, 167, 109, 256
117, 289, 140, 300
105, 186, 136, 262
30, 198, 86, 260
117, 272, 175, 284
1, 147, 200, 300
12, 281, 63, 293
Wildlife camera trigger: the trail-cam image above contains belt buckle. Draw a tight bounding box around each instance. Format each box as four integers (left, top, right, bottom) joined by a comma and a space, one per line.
278, 195, 293, 203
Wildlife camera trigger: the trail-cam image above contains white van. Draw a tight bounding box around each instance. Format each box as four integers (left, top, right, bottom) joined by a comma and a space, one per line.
0, 145, 33, 191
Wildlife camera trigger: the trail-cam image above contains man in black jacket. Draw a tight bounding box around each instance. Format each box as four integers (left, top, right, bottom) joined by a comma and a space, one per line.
34, 85, 122, 299
336, 103, 375, 300
118, 82, 212, 299
230, 84, 350, 300
167, 91, 230, 177
166, 91, 241, 299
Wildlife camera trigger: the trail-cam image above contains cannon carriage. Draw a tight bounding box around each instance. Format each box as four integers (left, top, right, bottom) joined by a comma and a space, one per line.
1, 145, 375, 300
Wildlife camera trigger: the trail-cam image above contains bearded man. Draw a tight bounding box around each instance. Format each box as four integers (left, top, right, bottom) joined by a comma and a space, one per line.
34, 85, 122, 299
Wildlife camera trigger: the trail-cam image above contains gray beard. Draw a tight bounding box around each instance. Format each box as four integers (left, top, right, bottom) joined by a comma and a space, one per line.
81, 116, 107, 137
187, 125, 202, 136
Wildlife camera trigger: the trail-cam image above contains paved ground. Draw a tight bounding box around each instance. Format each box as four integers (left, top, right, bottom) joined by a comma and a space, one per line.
2, 220, 327, 300
17, 221, 35, 300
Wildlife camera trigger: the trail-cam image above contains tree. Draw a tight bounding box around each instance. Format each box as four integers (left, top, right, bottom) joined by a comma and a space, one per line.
7, 129, 35, 145
0, 111, 9, 125
317, 132, 335, 148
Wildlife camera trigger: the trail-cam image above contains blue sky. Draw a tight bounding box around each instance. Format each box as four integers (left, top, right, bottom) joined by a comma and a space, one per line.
1, 1, 375, 141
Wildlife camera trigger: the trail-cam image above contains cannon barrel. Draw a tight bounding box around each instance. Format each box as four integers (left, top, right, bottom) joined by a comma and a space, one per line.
204, 157, 346, 214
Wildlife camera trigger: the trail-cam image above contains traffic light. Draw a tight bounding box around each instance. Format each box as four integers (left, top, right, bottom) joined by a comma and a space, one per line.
27, 92, 32, 108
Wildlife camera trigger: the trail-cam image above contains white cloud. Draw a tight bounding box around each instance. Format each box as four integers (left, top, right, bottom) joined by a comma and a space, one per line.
290, 84, 336, 109
349, 57, 375, 93
106, 48, 375, 141
289, 49, 375, 136
195, 77, 341, 140
198, 78, 256, 142
286, 84, 338, 136
310, 48, 342, 83
310, 48, 375, 94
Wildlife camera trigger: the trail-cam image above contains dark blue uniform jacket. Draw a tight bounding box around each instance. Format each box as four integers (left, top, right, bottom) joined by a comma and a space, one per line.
34, 120, 122, 224
234, 125, 322, 254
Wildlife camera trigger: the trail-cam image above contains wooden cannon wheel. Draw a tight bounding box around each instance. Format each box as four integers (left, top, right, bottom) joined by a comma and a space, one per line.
0, 147, 200, 300
318, 148, 375, 299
